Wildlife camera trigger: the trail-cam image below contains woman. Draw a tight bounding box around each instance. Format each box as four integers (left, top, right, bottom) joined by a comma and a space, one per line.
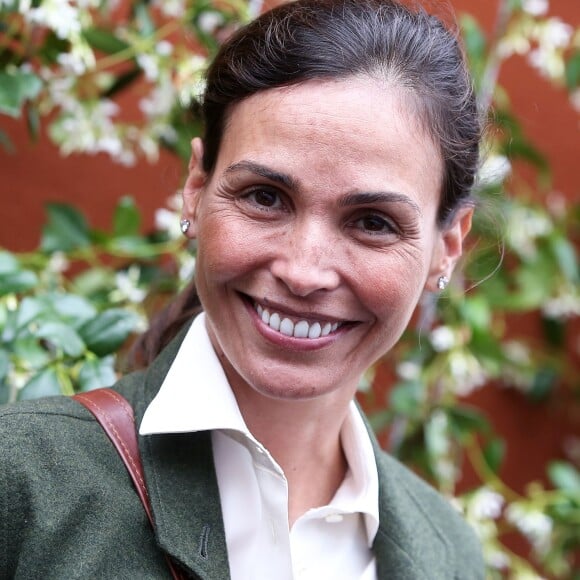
1, 0, 484, 578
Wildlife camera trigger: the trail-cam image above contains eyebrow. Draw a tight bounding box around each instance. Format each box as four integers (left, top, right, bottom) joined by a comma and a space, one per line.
339, 192, 422, 215
224, 161, 299, 190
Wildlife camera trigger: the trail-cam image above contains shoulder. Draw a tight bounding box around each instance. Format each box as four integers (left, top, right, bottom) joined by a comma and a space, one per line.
374, 450, 484, 579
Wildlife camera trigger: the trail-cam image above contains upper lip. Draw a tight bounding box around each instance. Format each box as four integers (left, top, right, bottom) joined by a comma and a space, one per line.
241, 292, 357, 324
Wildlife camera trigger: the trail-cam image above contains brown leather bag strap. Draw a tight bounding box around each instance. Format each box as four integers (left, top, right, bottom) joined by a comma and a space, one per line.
73, 388, 186, 580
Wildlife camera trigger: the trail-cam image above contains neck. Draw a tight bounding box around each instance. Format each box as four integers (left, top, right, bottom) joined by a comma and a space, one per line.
233, 387, 353, 526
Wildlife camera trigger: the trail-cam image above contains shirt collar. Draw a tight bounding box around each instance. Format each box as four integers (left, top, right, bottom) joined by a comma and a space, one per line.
140, 312, 249, 436
139, 312, 379, 543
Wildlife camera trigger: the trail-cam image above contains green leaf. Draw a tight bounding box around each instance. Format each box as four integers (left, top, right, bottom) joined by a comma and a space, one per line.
541, 316, 565, 347
549, 236, 578, 282
447, 406, 490, 440
26, 105, 40, 141
528, 367, 557, 401
389, 381, 424, 417
0, 350, 10, 382
460, 296, 491, 331
19, 368, 62, 400
78, 356, 117, 391
134, 2, 155, 36
0, 270, 38, 296
0, 251, 19, 274
0, 70, 43, 118
71, 267, 115, 296
113, 196, 141, 237
483, 438, 506, 474
41, 203, 91, 252
13, 337, 52, 369
0, 128, 14, 153
78, 309, 139, 356
49, 293, 97, 328
36, 322, 86, 358
460, 14, 487, 67
38, 31, 70, 65
15, 296, 46, 330
565, 50, 580, 90
83, 27, 130, 54
103, 67, 142, 99
549, 461, 580, 492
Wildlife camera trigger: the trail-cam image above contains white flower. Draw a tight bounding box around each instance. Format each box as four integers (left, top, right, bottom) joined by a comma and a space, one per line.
503, 341, 531, 365
539, 18, 573, 48
430, 326, 456, 352
47, 252, 69, 274
506, 206, 553, 259
136, 54, 159, 82
139, 76, 174, 117
156, 40, 173, 57
176, 55, 207, 107
198, 11, 224, 34
447, 350, 487, 396
178, 255, 197, 284
478, 154, 511, 187
522, 0, 549, 16
570, 88, 580, 113
114, 267, 146, 304
469, 488, 504, 520
152, 0, 185, 18
486, 547, 510, 570
506, 504, 553, 554
397, 361, 422, 381
25, 0, 82, 40
542, 285, 580, 319
155, 208, 180, 236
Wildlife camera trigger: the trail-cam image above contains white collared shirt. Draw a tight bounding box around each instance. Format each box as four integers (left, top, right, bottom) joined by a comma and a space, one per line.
140, 313, 379, 579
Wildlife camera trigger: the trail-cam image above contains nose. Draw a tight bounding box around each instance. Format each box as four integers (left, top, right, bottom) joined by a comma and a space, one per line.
270, 222, 341, 297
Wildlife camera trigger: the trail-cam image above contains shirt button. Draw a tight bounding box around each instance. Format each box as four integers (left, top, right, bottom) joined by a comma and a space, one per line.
325, 513, 344, 523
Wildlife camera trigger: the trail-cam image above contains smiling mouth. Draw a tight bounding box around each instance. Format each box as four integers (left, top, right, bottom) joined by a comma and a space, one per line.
253, 302, 343, 339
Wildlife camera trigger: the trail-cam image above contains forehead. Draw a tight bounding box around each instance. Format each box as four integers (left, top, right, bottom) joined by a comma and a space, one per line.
216, 78, 443, 204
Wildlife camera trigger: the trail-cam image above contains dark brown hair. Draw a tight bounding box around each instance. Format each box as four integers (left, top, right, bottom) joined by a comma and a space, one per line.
131, 0, 481, 366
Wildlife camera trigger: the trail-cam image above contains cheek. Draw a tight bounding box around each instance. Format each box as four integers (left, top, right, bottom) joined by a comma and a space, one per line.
196, 216, 261, 286
350, 247, 430, 315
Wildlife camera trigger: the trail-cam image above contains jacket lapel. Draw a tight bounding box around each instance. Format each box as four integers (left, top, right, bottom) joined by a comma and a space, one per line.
132, 327, 231, 580
369, 432, 455, 579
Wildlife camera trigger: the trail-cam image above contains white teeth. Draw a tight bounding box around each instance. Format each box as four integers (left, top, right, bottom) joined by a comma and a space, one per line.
269, 312, 281, 331
280, 318, 294, 336
308, 322, 322, 339
294, 320, 310, 338
254, 303, 341, 339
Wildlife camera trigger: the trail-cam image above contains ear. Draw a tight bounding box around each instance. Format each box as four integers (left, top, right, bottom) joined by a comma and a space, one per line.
181, 137, 206, 239
426, 206, 473, 292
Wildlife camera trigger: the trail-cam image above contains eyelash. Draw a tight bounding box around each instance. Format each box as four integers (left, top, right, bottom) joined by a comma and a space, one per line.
241, 188, 287, 212
239, 188, 400, 239
349, 212, 399, 237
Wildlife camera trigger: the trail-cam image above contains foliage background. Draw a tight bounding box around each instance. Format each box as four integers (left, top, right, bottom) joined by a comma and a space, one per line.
0, 0, 579, 577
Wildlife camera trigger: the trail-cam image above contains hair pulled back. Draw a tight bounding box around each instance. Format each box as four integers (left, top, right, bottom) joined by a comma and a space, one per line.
132, 0, 481, 367
202, 0, 481, 225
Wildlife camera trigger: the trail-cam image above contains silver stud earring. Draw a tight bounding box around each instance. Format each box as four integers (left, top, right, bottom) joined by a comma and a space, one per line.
437, 275, 449, 291
180, 219, 191, 234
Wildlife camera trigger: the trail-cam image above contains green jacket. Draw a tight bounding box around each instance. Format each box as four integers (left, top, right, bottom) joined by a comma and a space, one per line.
1, 328, 484, 579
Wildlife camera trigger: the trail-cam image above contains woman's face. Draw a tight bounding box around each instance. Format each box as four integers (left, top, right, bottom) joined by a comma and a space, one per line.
183, 78, 471, 402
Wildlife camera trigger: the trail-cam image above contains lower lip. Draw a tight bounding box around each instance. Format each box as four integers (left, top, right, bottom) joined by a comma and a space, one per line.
243, 298, 344, 352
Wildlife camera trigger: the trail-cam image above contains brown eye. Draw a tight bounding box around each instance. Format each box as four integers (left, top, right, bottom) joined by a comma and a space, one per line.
244, 188, 284, 211
254, 189, 279, 207
355, 215, 395, 234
